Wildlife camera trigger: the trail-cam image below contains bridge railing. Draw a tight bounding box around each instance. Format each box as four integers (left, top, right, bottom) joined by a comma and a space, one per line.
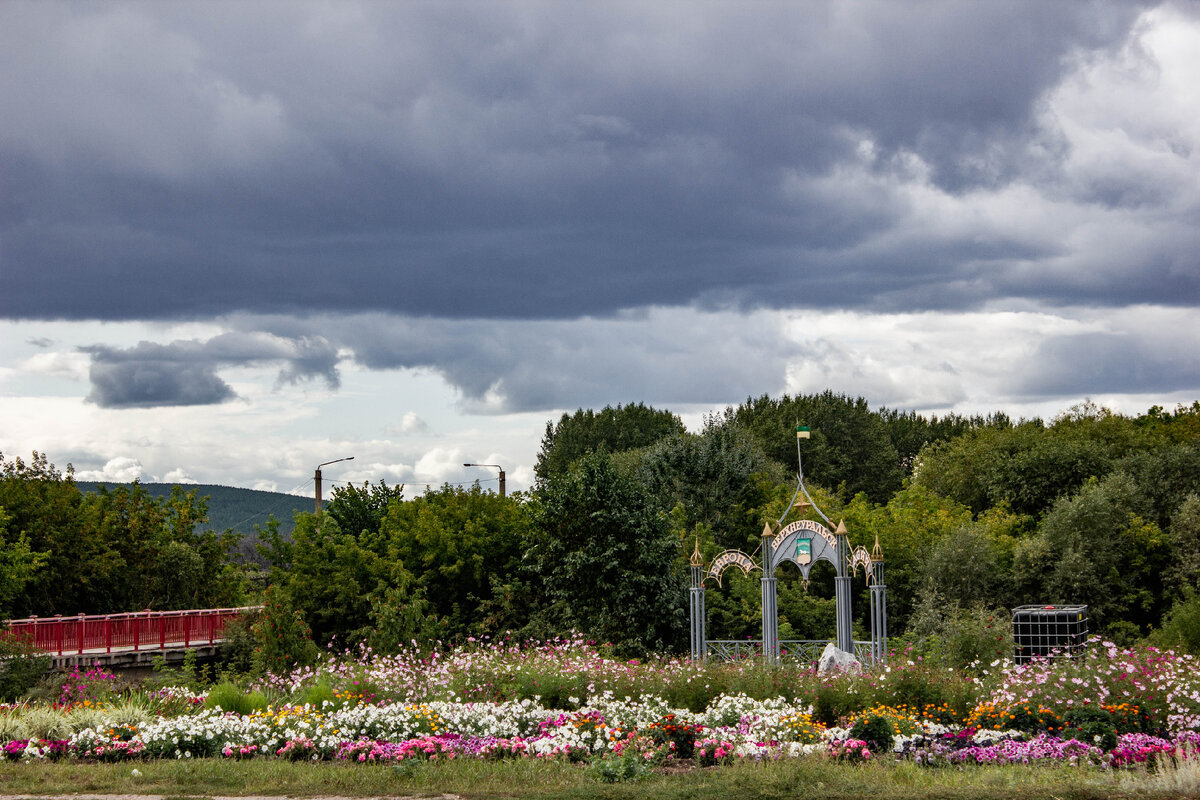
2, 607, 262, 656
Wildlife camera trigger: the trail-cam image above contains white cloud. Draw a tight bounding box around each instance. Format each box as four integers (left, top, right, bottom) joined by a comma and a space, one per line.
75, 456, 145, 483
162, 468, 197, 484
17, 351, 89, 381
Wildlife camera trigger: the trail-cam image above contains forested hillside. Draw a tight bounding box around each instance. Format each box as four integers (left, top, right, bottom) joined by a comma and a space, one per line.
4, 395, 1199, 668
75, 482, 309, 540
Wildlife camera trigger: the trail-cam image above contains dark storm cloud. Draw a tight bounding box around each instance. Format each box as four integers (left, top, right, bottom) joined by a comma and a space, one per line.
86, 359, 236, 408
232, 310, 794, 412
81, 333, 339, 407
4, 0, 1184, 324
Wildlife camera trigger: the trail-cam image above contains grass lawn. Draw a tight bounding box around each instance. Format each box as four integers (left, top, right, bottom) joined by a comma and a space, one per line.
1, 758, 1193, 800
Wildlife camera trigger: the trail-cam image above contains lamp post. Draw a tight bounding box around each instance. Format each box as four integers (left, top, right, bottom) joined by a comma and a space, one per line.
315, 456, 354, 513
463, 463, 505, 497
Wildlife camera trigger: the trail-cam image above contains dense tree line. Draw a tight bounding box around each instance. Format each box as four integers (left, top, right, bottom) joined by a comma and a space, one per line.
5, 396, 1200, 666
0, 452, 245, 618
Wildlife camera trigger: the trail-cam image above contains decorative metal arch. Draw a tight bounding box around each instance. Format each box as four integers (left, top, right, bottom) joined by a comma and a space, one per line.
687, 427, 889, 666
706, 549, 760, 587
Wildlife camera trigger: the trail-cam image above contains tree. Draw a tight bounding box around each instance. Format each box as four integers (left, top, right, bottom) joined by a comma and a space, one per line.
535, 403, 685, 485
914, 421, 1113, 517
0, 508, 46, 619
283, 513, 393, 646
877, 407, 989, 475
840, 484, 974, 633
1164, 494, 1200, 597
380, 484, 533, 640
1012, 473, 1171, 633
0, 452, 86, 615
637, 418, 782, 549
531, 453, 686, 655
325, 480, 406, 537
724, 392, 903, 501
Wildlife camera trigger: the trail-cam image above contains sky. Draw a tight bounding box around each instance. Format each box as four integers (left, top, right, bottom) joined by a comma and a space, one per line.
2, 0, 1199, 497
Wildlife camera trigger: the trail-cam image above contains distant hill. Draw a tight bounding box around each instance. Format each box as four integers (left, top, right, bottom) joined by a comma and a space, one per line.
75, 482, 310, 551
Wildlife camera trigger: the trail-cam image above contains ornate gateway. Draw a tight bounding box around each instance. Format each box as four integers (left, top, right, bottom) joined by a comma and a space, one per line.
688, 426, 889, 665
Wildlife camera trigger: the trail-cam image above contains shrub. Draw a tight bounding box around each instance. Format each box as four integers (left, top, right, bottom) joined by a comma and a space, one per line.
847, 705, 921, 753
1150, 590, 1200, 654
901, 599, 1012, 673
0, 633, 49, 702
217, 610, 260, 675
645, 713, 703, 759
295, 680, 336, 709
586, 751, 651, 782
967, 701, 1063, 735
252, 586, 321, 676
204, 681, 267, 715
1062, 706, 1119, 751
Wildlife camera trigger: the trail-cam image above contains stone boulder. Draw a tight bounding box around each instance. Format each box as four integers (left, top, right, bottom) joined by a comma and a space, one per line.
817, 643, 860, 673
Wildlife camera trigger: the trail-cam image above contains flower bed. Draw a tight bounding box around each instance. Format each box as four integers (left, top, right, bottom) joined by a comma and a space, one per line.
2, 639, 1199, 771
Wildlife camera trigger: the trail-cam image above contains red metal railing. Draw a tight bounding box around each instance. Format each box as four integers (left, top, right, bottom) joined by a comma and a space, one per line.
1, 607, 261, 656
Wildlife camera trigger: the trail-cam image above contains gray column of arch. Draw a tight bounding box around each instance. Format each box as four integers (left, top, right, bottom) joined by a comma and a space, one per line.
689, 548, 706, 662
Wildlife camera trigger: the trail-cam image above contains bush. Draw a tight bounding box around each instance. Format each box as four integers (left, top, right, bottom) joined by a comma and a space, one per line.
967, 700, 1063, 735
204, 681, 267, 715
217, 611, 260, 675
0, 633, 50, 701
847, 706, 921, 753
252, 586, 321, 676
901, 598, 1012, 672
295, 680, 336, 709
586, 752, 651, 783
1150, 590, 1200, 654
1062, 706, 1118, 751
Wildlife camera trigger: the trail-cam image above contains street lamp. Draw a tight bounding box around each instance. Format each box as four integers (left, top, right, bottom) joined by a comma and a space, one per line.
315, 456, 354, 513
463, 463, 505, 498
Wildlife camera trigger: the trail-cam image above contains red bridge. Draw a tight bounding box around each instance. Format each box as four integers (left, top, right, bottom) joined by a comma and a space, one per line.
2, 607, 261, 668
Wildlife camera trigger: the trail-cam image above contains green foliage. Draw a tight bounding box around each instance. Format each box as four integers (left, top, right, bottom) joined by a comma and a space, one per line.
365, 580, 444, 655
0, 508, 47, 618
848, 711, 899, 753
585, 752, 651, 783
916, 505, 1025, 617
1012, 473, 1171, 631
380, 484, 533, 641
532, 453, 686, 655
902, 598, 1012, 672
0, 632, 50, 701
285, 512, 387, 645
0, 453, 246, 616
217, 611, 261, 676
877, 407, 989, 476
152, 649, 212, 690
251, 586, 321, 675
723, 391, 905, 501
535, 403, 685, 485
1112, 444, 1200, 529
840, 484, 973, 633
1061, 706, 1119, 751
1150, 589, 1200, 654
204, 681, 268, 715
638, 419, 783, 549
295, 680, 337, 709
1165, 494, 1200, 597
325, 480, 405, 537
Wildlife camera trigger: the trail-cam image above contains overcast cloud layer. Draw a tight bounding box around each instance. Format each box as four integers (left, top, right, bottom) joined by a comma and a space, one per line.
1, 1, 1198, 491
